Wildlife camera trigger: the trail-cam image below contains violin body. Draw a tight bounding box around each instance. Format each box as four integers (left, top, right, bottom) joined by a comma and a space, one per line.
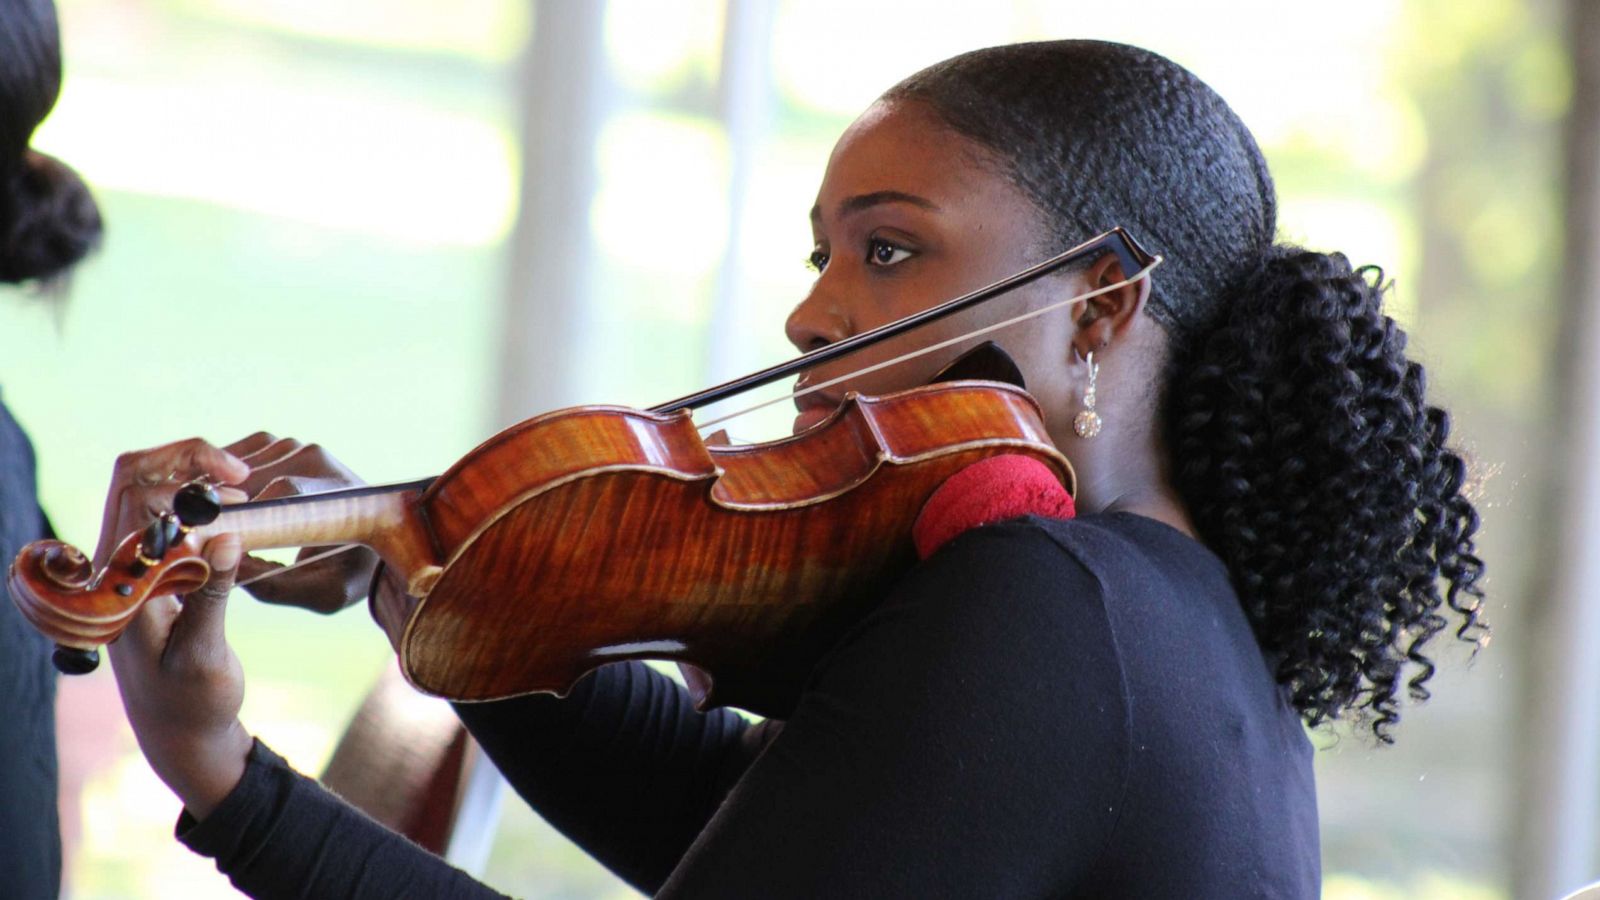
11, 380, 1070, 717
385, 381, 1070, 716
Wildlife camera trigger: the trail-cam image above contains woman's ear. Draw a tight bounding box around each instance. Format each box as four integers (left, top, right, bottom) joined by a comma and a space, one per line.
1071, 251, 1151, 358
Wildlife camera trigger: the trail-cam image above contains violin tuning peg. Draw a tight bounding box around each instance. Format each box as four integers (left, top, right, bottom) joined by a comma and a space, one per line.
174, 481, 222, 527
52, 645, 99, 675
138, 512, 182, 564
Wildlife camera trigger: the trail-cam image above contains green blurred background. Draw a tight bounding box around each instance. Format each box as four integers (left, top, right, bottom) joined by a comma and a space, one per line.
2, 0, 1565, 896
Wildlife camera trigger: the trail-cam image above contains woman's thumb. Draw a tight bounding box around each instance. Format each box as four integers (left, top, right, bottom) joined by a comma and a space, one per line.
170, 534, 242, 656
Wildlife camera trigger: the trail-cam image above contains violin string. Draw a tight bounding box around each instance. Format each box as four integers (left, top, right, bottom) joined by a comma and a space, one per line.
693, 258, 1163, 433
233, 543, 360, 588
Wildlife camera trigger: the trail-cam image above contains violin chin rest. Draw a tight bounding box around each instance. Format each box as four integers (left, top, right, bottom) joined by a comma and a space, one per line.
911, 454, 1075, 560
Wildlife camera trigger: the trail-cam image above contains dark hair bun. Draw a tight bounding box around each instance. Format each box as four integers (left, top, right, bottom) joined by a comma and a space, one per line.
0, 149, 103, 284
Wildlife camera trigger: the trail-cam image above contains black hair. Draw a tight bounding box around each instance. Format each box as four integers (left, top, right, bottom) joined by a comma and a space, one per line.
0, 0, 101, 285
885, 40, 1487, 742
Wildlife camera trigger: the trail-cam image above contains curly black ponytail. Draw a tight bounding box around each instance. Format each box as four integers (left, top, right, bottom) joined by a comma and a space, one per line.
1168, 248, 1486, 740
886, 40, 1488, 740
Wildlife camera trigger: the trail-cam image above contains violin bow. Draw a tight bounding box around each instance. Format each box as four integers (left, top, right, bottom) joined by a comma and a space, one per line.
185, 228, 1161, 589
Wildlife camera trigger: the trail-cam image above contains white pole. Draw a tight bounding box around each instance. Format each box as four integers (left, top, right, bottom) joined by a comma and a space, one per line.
496, 0, 613, 427
702, 0, 780, 386
1518, 2, 1600, 895
444, 746, 508, 875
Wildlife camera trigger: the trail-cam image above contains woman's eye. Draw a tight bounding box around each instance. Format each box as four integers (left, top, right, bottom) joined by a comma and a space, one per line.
806, 248, 829, 273
867, 238, 913, 267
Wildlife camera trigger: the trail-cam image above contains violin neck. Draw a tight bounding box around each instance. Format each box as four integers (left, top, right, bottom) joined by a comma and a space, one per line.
193, 480, 438, 580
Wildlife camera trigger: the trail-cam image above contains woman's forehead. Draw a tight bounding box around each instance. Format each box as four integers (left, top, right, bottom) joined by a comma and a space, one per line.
813, 100, 1011, 220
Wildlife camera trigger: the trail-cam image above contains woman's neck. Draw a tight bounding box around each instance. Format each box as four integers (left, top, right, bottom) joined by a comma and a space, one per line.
1067, 429, 1198, 539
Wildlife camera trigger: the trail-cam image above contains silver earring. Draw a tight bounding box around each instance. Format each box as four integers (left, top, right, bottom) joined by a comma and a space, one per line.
1073, 351, 1102, 438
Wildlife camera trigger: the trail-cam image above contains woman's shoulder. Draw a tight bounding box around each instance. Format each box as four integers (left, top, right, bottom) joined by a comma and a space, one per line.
879, 511, 1272, 717
818, 510, 1254, 700
1025, 511, 1231, 585
979, 514, 1269, 675
913, 511, 1234, 608
834, 513, 1188, 677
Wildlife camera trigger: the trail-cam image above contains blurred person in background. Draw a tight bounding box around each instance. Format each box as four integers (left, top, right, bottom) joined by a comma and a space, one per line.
0, 0, 105, 897
93, 40, 1484, 899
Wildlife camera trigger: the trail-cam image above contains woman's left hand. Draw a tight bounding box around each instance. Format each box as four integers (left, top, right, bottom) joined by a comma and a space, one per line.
107, 533, 254, 820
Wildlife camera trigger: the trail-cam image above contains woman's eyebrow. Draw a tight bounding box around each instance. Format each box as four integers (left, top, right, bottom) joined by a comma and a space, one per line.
810, 191, 941, 224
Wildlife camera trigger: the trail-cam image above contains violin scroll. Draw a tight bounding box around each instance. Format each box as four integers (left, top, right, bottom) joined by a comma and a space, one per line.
10, 495, 216, 674
38, 541, 91, 590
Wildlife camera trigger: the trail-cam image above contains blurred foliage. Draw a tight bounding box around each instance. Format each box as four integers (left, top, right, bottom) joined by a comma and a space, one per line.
1396, 0, 1566, 413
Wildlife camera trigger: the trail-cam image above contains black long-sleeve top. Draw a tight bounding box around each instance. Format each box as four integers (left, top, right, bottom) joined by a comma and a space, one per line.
177, 512, 1320, 898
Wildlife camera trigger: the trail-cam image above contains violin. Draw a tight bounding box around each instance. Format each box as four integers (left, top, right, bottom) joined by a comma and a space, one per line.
9, 228, 1157, 718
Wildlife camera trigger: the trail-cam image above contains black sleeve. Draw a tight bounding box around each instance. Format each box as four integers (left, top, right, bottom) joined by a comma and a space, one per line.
178, 740, 509, 900
656, 520, 1130, 898
175, 666, 764, 899
451, 659, 771, 893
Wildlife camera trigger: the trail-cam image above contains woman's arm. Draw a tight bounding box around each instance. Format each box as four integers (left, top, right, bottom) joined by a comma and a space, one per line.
176, 739, 508, 899
452, 661, 773, 894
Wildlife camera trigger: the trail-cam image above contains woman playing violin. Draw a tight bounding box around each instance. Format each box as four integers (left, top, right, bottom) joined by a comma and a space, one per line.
99, 41, 1484, 898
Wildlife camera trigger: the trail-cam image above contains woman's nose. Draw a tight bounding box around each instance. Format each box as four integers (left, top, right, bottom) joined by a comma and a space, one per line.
784, 287, 852, 354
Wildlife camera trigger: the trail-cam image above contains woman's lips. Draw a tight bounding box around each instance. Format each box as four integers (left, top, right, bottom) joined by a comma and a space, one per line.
791, 376, 837, 433
792, 391, 839, 433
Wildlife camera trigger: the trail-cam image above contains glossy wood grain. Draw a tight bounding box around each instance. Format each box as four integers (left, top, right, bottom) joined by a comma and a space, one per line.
388, 381, 1070, 716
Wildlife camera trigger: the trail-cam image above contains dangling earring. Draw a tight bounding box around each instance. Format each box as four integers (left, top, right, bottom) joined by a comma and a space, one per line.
1073, 351, 1102, 438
